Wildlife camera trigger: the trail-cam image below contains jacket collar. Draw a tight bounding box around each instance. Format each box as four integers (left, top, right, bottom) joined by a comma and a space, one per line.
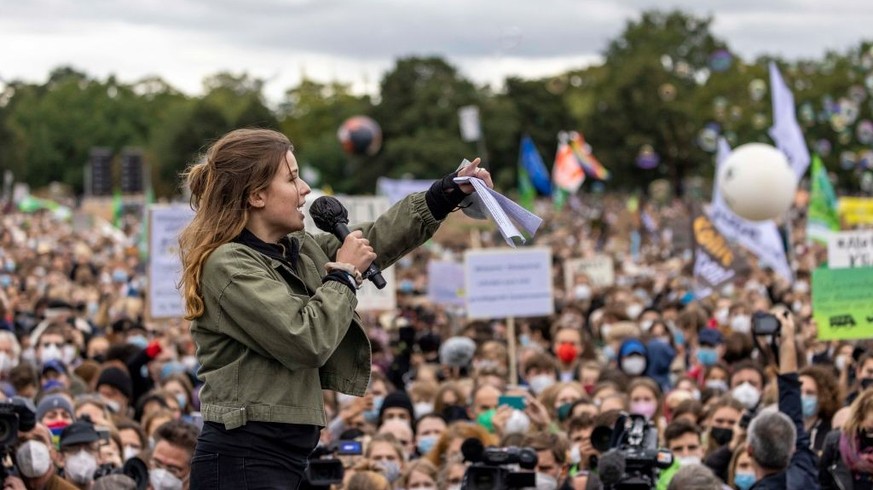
234, 228, 299, 268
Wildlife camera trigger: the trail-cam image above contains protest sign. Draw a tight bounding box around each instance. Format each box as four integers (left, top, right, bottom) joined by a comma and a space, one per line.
840, 197, 873, 226
813, 267, 873, 340
427, 261, 465, 306
692, 211, 746, 296
355, 266, 397, 312
828, 230, 873, 268
564, 256, 615, 291
148, 204, 195, 319
465, 248, 553, 319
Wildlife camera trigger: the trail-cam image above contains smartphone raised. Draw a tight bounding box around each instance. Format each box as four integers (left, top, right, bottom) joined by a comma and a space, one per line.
498, 395, 527, 411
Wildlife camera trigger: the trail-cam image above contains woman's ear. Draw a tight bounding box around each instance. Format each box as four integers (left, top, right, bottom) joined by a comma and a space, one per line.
248, 189, 265, 209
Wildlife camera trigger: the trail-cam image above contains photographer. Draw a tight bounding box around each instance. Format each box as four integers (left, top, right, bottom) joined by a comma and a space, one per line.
744, 308, 818, 489
4, 423, 76, 490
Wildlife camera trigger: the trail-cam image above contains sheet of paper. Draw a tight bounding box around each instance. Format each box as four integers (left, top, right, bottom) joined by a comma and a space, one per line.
454, 176, 543, 247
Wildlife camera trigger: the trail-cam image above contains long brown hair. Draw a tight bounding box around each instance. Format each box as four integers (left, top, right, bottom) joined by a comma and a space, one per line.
178, 128, 293, 319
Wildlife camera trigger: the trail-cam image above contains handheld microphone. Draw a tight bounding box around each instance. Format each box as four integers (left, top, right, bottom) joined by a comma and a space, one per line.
309, 196, 387, 289
460, 437, 484, 463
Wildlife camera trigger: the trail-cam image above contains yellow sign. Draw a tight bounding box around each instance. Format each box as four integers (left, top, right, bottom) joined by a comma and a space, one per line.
840, 197, 873, 226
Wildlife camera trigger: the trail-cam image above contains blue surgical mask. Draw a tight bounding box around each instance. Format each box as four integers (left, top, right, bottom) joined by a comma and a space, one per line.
112, 269, 128, 283
696, 348, 718, 367
364, 395, 384, 424
127, 335, 148, 350
801, 395, 819, 418
734, 471, 756, 490
673, 330, 685, 346
417, 434, 438, 455
0, 275, 10, 287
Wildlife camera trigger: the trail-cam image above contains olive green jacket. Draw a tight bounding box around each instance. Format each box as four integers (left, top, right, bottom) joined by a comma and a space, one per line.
193, 192, 441, 429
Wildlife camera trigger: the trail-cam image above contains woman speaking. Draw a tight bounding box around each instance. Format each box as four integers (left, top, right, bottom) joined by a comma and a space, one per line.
179, 128, 490, 489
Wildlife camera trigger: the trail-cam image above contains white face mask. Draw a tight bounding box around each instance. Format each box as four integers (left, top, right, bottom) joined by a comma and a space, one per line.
123, 445, 139, 462
730, 315, 751, 334
626, 304, 643, 320
150, 467, 183, 490
528, 375, 556, 395
0, 351, 18, 373
835, 355, 847, 372
621, 356, 647, 376
574, 285, 592, 301
504, 409, 531, 435
732, 381, 761, 409
536, 472, 558, 490
65, 449, 98, 484
678, 455, 702, 466
639, 319, 654, 332
16, 440, 52, 478
62, 344, 78, 365
715, 308, 729, 326
39, 344, 62, 364
414, 402, 434, 419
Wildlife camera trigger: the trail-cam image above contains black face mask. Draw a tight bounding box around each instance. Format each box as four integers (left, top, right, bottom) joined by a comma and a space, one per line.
860, 431, 873, 451
710, 427, 734, 446
861, 378, 873, 391
442, 405, 470, 423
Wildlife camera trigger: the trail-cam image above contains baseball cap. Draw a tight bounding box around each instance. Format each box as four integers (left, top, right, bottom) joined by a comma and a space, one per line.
60, 417, 100, 448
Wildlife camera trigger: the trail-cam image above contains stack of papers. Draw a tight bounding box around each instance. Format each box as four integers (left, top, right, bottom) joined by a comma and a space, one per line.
453, 175, 543, 247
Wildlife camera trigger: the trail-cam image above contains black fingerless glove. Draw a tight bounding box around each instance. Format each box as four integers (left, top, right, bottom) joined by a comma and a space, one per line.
425, 171, 466, 220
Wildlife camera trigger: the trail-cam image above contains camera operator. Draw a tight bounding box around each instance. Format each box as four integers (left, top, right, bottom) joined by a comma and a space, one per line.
745, 308, 818, 489
3, 423, 76, 490
520, 431, 570, 490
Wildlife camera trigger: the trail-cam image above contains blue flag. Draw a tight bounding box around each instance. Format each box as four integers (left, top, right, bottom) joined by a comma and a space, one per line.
520, 135, 552, 195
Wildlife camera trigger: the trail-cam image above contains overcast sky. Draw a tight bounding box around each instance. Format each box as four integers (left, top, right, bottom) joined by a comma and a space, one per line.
2, 0, 871, 103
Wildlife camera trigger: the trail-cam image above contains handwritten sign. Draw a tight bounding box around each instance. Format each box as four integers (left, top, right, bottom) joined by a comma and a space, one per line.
564, 256, 614, 291
829, 230, 873, 268
465, 248, 553, 319
813, 266, 873, 340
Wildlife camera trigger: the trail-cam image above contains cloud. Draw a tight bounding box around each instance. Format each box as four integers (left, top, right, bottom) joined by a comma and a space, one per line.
1, 0, 871, 101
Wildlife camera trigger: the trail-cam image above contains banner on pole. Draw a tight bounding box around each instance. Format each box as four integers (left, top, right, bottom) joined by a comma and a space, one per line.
465, 248, 553, 319
813, 267, 873, 340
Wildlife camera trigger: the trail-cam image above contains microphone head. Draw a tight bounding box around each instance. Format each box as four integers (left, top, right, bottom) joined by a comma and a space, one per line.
597, 449, 626, 487
309, 196, 349, 232
460, 437, 484, 463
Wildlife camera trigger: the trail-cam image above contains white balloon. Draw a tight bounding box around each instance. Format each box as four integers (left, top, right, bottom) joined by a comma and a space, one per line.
717, 143, 797, 221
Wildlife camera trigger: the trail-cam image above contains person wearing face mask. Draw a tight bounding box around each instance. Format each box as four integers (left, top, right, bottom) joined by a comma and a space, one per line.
799, 366, 839, 454
398, 459, 439, 490
0, 330, 21, 393
743, 308, 818, 490
551, 326, 585, 382
148, 420, 198, 490
617, 339, 649, 378
729, 361, 767, 412
521, 431, 570, 490
694, 328, 725, 372
522, 353, 559, 397
10, 422, 78, 490
701, 396, 745, 482
94, 367, 133, 418
821, 387, 873, 489
365, 434, 406, 485
414, 414, 446, 458
58, 417, 103, 489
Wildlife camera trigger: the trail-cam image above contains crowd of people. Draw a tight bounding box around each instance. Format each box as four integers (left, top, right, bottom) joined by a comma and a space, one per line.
0, 178, 866, 490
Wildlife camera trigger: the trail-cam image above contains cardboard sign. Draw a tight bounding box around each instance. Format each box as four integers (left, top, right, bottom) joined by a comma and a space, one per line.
813, 267, 873, 340
828, 230, 873, 268
564, 256, 614, 291
355, 266, 397, 312
148, 204, 195, 319
465, 248, 553, 319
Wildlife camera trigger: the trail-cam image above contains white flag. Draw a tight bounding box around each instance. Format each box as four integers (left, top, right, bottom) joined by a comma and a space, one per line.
710, 138, 793, 281
768, 62, 810, 181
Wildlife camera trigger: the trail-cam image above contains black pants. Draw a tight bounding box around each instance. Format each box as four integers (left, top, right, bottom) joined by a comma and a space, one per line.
190, 421, 320, 490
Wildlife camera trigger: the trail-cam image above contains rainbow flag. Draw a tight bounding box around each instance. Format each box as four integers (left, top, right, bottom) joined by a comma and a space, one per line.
552, 137, 585, 209
569, 131, 610, 180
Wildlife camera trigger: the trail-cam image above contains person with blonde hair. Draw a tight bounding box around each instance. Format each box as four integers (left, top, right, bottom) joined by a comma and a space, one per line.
821, 388, 873, 489
180, 128, 491, 489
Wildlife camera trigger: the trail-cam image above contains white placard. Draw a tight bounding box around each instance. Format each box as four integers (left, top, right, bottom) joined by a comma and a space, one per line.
828, 230, 873, 268
458, 105, 482, 142
563, 256, 615, 291
377, 178, 434, 205
465, 248, 553, 319
355, 266, 397, 312
303, 194, 391, 233
427, 261, 466, 306
148, 204, 195, 319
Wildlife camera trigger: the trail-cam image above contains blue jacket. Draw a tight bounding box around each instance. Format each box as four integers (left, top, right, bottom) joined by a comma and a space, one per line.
750, 373, 821, 490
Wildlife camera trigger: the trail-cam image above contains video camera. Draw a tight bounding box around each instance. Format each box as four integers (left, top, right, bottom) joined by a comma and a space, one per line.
300, 440, 363, 490
590, 413, 674, 490
0, 396, 37, 478
460, 438, 538, 490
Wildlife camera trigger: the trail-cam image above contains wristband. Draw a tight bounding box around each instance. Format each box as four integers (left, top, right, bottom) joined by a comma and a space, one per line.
324, 262, 363, 288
